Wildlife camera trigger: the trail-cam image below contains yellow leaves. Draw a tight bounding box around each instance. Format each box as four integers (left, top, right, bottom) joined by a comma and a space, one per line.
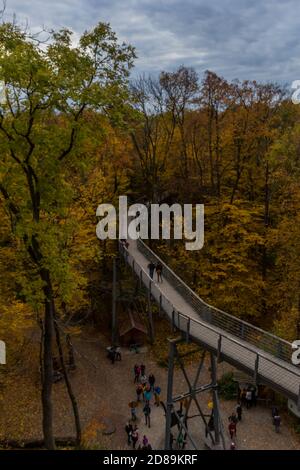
0, 301, 34, 357
82, 419, 104, 446
273, 306, 300, 342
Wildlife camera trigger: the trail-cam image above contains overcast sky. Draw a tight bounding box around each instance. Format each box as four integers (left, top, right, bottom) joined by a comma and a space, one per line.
3, 0, 300, 84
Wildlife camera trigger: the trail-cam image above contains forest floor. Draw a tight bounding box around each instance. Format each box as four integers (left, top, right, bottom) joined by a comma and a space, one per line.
0, 325, 300, 450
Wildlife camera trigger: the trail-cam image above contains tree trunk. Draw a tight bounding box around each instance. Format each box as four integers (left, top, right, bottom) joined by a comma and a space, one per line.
40, 268, 55, 450
261, 162, 270, 317
215, 108, 221, 198
208, 106, 215, 193
54, 320, 82, 446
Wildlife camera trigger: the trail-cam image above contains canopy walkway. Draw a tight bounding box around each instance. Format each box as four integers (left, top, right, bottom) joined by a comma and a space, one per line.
120, 238, 300, 406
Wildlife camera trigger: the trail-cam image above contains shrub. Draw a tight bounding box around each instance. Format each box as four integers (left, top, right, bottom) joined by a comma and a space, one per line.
218, 372, 237, 400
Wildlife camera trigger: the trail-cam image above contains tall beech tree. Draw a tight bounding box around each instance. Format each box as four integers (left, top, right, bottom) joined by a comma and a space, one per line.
0, 21, 135, 449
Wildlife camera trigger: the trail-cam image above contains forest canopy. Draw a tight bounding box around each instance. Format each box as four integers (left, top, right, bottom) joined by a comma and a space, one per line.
1, 19, 300, 449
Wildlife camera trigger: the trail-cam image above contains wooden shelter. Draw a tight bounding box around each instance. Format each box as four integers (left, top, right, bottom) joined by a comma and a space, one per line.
119, 309, 148, 347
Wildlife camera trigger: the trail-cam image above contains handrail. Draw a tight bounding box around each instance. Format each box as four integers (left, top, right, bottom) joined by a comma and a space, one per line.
136, 239, 294, 365
119, 240, 300, 403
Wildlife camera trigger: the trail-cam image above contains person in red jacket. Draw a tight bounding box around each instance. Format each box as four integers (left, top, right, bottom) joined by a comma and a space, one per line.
228, 420, 237, 439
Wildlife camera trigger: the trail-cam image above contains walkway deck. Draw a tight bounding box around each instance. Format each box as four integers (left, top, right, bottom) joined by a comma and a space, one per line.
121, 239, 300, 405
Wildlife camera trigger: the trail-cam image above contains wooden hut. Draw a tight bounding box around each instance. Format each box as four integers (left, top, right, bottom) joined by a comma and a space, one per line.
119, 309, 148, 347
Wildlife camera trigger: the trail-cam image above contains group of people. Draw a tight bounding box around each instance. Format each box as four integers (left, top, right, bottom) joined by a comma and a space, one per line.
125, 422, 152, 450
239, 385, 257, 409
120, 238, 129, 249
125, 363, 162, 450
228, 402, 243, 448
106, 346, 122, 364
228, 386, 258, 448
228, 386, 282, 448
147, 261, 163, 283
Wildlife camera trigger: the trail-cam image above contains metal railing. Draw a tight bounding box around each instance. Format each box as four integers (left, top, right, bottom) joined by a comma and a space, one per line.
136, 239, 295, 364
119, 240, 300, 402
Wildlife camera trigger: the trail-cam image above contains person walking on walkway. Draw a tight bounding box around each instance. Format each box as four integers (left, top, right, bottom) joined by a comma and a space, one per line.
134, 364, 141, 383
132, 429, 139, 449
141, 382, 147, 402
131, 406, 137, 422
245, 388, 252, 409
143, 403, 151, 428
144, 386, 152, 405
273, 413, 281, 433
148, 373, 155, 390
228, 420, 237, 440
142, 435, 149, 447
229, 412, 238, 424
140, 363, 146, 376
136, 383, 143, 402
236, 402, 242, 421
241, 387, 247, 406
125, 422, 133, 446
156, 262, 163, 283
140, 372, 147, 386
252, 387, 257, 407
148, 262, 155, 280
154, 386, 161, 406
120, 238, 129, 249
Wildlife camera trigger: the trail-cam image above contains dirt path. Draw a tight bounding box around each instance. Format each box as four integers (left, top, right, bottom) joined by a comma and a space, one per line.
1, 330, 299, 450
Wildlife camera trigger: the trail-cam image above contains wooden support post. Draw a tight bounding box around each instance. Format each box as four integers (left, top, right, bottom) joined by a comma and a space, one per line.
134, 278, 139, 296
210, 353, 220, 445
217, 335, 222, 363
111, 258, 118, 346
254, 354, 259, 385
159, 294, 162, 318
165, 340, 176, 450
147, 281, 155, 344
139, 269, 142, 289
186, 317, 190, 343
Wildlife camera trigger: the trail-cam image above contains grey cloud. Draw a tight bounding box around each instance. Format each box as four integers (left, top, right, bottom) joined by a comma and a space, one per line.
3, 0, 300, 83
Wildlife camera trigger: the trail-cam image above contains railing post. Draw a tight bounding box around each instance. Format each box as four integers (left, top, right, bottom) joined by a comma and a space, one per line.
217, 335, 222, 363
147, 280, 154, 344
186, 317, 190, 343
111, 257, 118, 346
254, 354, 259, 385
210, 353, 220, 445
277, 341, 283, 359
172, 310, 175, 332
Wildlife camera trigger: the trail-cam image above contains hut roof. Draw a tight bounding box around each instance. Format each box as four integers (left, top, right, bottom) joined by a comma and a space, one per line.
119, 309, 147, 337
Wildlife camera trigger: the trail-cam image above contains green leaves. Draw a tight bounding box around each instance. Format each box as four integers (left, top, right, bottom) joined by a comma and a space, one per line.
0, 20, 135, 323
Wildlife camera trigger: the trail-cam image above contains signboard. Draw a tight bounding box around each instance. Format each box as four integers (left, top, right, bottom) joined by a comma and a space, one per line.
0, 340, 6, 364
288, 398, 300, 418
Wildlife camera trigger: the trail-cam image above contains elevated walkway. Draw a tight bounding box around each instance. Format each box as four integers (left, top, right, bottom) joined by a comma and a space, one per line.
120, 238, 300, 405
